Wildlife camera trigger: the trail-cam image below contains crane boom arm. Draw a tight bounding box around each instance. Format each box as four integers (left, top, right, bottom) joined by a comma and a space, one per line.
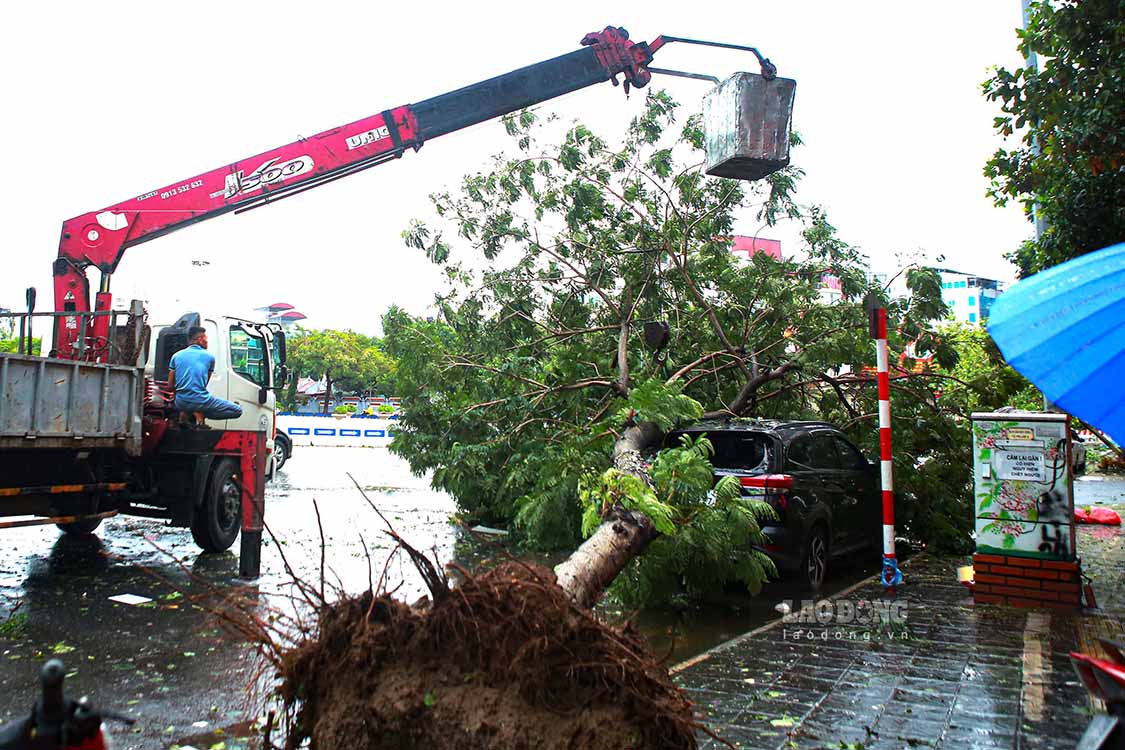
53, 27, 664, 356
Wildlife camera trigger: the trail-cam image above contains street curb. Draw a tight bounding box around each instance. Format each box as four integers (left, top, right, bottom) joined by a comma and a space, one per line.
670, 553, 927, 675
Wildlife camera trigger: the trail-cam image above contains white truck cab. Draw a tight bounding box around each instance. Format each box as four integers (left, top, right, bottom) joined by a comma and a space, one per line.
148, 312, 286, 475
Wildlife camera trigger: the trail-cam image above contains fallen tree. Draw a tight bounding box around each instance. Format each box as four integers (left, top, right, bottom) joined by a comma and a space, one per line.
241, 93, 1004, 749
231, 481, 716, 749
386, 92, 964, 608
272, 559, 704, 750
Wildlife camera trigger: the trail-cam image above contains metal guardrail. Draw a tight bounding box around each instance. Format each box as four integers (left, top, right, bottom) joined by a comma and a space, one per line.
0, 302, 146, 365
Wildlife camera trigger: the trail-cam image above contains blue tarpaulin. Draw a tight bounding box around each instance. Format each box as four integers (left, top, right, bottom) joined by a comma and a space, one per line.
987, 243, 1125, 445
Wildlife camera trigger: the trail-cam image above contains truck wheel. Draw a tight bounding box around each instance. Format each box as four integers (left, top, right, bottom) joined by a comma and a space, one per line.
191, 459, 241, 552
57, 516, 103, 536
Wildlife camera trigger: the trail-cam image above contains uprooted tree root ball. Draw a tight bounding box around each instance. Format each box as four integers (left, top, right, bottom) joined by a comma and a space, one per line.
274, 561, 704, 749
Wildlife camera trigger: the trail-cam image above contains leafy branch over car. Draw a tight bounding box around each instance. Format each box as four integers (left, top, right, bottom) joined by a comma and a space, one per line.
386, 93, 1020, 607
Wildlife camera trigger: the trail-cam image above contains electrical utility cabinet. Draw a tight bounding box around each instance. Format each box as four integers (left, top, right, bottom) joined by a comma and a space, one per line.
971, 411, 1075, 561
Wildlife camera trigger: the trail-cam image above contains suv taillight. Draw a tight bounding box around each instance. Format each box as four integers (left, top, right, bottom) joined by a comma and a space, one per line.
739, 474, 792, 512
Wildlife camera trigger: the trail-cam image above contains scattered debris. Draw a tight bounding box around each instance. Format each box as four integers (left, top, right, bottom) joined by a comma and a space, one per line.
108, 593, 153, 606
468, 525, 508, 538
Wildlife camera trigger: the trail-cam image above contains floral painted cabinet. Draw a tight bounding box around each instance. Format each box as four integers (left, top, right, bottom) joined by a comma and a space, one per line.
971, 411, 1074, 560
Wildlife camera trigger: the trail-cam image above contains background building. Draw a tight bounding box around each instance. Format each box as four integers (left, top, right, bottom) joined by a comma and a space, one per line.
729, 236, 782, 261
255, 302, 308, 328
933, 268, 1005, 325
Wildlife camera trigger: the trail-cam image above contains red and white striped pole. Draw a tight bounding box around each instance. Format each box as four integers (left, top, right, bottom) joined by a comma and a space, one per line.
870, 301, 902, 591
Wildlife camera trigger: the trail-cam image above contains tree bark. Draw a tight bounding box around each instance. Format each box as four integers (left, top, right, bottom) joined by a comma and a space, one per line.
323, 373, 333, 415
554, 421, 664, 609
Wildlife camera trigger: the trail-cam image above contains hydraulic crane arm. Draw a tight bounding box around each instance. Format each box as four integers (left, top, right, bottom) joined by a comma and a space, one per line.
53, 27, 667, 357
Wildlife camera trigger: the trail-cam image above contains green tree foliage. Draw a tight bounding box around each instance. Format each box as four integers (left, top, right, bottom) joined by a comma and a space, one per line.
385, 93, 999, 606
603, 434, 778, 607
280, 375, 299, 413
939, 323, 1041, 414
983, 0, 1125, 276
0, 336, 41, 355
286, 328, 396, 413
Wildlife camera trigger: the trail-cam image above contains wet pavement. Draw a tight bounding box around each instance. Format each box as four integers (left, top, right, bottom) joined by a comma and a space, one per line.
675, 474, 1125, 749
0, 447, 1119, 749
0, 447, 878, 749
0, 448, 469, 749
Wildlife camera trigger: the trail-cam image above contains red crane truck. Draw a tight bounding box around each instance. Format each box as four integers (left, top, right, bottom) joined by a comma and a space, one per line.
0, 26, 792, 579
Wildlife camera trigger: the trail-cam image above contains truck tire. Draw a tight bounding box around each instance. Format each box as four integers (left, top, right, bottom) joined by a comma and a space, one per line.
191, 459, 241, 553
57, 516, 103, 536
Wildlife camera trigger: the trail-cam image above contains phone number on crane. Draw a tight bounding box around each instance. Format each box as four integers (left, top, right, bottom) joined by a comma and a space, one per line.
160, 179, 204, 200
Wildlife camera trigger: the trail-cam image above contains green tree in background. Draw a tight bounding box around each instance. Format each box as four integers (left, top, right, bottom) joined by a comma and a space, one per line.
385, 93, 995, 607
983, 0, 1124, 276
286, 329, 396, 413
0, 336, 41, 355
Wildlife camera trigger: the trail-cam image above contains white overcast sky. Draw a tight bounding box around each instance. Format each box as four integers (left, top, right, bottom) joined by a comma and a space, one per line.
1, 1, 1030, 334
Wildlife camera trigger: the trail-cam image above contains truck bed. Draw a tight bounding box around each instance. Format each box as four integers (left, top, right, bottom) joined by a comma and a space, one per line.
0, 352, 143, 454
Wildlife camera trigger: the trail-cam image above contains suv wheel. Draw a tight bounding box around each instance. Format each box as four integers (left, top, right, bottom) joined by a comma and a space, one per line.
274, 440, 288, 472
802, 525, 829, 589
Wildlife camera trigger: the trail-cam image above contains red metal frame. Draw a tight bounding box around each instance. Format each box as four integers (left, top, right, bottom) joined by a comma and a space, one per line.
53, 26, 663, 359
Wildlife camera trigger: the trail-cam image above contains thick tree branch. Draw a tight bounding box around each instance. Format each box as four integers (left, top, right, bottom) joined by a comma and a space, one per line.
665, 351, 727, 385
820, 372, 859, 420
616, 286, 632, 394
701, 361, 797, 419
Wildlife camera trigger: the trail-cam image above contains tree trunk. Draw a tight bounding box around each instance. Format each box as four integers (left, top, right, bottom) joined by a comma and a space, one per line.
554, 421, 663, 609
323, 373, 333, 415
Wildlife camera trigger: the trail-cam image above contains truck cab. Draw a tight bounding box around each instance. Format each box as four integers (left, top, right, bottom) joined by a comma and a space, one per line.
148, 312, 287, 476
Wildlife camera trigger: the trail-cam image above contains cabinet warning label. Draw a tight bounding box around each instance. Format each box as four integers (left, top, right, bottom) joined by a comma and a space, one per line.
995, 450, 1046, 482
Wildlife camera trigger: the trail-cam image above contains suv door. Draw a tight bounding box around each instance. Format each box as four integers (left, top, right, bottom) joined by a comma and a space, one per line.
832, 434, 880, 551
804, 432, 852, 548
784, 435, 832, 539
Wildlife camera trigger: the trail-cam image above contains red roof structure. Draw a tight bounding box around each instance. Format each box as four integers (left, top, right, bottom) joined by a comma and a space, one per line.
730, 236, 782, 260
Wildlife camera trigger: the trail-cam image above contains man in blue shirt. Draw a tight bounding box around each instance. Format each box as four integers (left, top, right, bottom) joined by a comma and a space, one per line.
168, 326, 243, 427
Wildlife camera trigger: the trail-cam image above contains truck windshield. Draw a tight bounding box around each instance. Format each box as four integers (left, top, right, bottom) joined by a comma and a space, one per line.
229, 327, 267, 386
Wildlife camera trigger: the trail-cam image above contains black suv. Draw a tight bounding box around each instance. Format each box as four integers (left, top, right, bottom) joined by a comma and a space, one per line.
670, 419, 882, 589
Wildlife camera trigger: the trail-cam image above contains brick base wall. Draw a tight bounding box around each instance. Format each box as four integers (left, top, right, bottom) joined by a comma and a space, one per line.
971, 553, 1082, 610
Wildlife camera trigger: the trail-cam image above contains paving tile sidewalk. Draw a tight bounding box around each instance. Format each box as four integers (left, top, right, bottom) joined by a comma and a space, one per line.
674, 523, 1125, 750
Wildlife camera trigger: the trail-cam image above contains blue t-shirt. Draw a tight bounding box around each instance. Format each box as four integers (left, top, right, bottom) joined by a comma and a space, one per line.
169, 344, 215, 407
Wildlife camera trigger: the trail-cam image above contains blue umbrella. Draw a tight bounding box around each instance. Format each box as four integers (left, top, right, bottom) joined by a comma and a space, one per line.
987, 242, 1125, 445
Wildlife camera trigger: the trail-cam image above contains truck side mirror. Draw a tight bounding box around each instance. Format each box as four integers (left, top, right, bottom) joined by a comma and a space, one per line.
258, 386, 268, 405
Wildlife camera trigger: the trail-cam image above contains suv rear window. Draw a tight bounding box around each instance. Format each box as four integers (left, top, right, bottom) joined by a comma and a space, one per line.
683, 431, 774, 473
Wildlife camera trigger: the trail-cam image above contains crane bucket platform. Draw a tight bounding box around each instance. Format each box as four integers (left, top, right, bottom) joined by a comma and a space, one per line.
703, 72, 797, 181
